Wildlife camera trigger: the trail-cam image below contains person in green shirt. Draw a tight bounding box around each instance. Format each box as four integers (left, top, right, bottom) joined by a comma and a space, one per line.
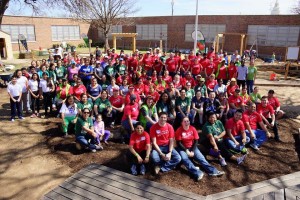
138, 95, 159, 132
246, 60, 257, 94
94, 90, 113, 126
75, 108, 102, 152
55, 60, 67, 80
104, 60, 116, 82
77, 93, 93, 116
185, 82, 195, 101
174, 88, 192, 129
201, 112, 246, 166
250, 86, 262, 104
116, 58, 127, 77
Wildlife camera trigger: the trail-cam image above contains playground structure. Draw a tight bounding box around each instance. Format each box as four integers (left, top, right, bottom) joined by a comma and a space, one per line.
111, 33, 138, 52
214, 33, 247, 56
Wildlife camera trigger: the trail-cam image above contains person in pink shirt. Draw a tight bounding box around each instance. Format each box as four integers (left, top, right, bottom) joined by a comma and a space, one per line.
206, 74, 218, 94
94, 114, 111, 146
67, 61, 79, 83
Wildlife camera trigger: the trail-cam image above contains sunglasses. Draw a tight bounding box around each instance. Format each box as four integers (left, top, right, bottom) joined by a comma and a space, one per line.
83, 112, 90, 114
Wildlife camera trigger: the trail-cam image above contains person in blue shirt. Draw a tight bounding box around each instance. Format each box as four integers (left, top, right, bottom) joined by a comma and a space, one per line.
79, 59, 94, 87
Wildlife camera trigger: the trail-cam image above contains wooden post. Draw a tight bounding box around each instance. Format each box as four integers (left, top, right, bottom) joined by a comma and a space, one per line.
216, 35, 219, 53
221, 36, 225, 52
160, 40, 163, 52
240, 34, 245, 56
132, 36, 136, 52
89, 39, 92, 55
113, 36, 117, 50
285, 61, 291, 80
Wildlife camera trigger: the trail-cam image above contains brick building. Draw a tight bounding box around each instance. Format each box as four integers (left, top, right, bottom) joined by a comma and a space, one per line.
1, 15, 300, 59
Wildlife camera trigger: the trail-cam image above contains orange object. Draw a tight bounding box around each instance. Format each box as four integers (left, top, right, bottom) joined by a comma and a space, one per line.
270, 72, 276, 81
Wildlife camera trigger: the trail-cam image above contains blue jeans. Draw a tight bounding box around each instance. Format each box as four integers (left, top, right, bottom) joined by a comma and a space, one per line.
151, 145, 181, 172
121, 119, 139, 139
76, 134, 97, 150
177, 147, 218, 178
246, 80, 254, 94
246, 130, 267, 147
224, 135, 250, 152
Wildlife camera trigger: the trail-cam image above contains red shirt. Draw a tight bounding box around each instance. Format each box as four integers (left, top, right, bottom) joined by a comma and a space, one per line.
73, 85, 86, 100
228, 95, 244, 109
182, 77, 196, 88
143, 55, 153, 71
134, 84, 145, 95
56, 85, 73, 100
145, 91, 160, 103
227, 85, 239, 96
129, 131, 150, 153
206, 79, 217, 90
257, 104, 274, 118
166, 58, 177, 72
175, 126, 199, 148
153, 62, 163, 72
163, 75, 172, 84
191, 63, 202, 75
267, 97, 280, 110
217, 65, 228, 80
204, 63, 215, 76
225, 117, 245, 138
109, 95, 124, 108
150, 123, 174, 146
188, 55, 197, 61
228, 64, 238, 79
181, 59, 191, 71
242, 111, 262, 130
128, 57, 138, 71
121, 102, 139, 121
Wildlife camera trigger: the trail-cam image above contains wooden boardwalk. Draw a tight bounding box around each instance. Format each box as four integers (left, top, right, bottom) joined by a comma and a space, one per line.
43, 164, 205, 200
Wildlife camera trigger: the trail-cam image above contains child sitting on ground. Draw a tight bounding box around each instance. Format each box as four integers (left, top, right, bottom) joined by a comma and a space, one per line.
93, 114, 111, 146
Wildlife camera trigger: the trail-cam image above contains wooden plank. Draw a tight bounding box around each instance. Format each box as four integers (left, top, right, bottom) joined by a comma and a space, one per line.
52, 186, 89, 200
42, 196, 55, 200
68, 175, 149, 200
274, 189, 285, 200
44, 190, 72, 200
287, 184, 300, 191
85, 164, 204, 200
61, 178, 122, 200
76, 170, 165, 200
285, 188, 300, 200
80, 168, 192, 200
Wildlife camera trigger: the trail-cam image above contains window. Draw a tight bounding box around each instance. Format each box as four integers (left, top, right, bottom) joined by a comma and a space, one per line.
247, 25, 300, 47
98, 25, 122, 39
0, 25, 35, 42
185, 24, 226, 42
51, 26, 80, 41
136, 24, 168, 40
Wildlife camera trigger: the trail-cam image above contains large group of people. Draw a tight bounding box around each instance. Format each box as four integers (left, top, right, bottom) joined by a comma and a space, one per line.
6, 46, 285, 180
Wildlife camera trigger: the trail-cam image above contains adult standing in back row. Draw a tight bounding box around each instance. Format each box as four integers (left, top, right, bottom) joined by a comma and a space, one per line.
237, 60, 248, 89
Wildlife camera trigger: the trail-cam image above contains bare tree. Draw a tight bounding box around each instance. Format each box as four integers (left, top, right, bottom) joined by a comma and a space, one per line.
291, 0, 300, 14
61, 0, 139, 51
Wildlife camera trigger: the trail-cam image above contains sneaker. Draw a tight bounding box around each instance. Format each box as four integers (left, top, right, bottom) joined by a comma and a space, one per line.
75, 142, 82, 150
131, 164, 137, 175
237, 154, 247, 165
19, 117, 25, 120
196, 173, 204, 181
154, 165, 160, 175
30, 114, 36, 118
140, 164, 146, 175
91, 149, 96, 153
95, 144, 104, 151
209, 148, 221, 157
195, 166, 200, 170
219, 158, 227, 167
241, 147, 248, 155
10, 119, 15, 122
250, 143, 260, 151
209, 171, 225, 177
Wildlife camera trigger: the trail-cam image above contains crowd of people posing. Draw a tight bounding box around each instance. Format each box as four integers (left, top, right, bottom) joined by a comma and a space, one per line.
6, 47, 285, 180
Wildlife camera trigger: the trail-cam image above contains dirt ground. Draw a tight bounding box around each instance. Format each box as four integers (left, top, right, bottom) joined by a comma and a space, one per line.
0, 84, 300, 199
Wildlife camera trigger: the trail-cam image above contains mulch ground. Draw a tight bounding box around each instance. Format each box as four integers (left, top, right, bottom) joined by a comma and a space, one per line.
45, 116, 300, 196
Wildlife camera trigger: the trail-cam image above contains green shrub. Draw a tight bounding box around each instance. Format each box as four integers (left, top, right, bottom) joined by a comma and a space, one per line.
78, 43, 88, 48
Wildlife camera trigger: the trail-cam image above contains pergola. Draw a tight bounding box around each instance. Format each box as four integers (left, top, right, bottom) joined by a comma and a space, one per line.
111, 33, 138, 52
215, 33, 247, 56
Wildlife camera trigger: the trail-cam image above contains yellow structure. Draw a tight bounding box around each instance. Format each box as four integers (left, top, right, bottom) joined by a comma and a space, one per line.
111, 33, 138, 52
215, 33, 247, 56
0, 30, 13, 60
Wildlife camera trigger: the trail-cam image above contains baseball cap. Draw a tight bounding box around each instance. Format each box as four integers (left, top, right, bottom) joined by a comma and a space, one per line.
146, 51, 150, 54
130, 94, 137, 101
231, 78, 236, 82
129, 85, 134, 89
113, 88, 119, 92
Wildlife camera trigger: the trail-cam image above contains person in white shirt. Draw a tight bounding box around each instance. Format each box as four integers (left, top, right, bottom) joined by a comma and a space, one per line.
59, 95, 78, 137
39, 72, 55, 117
7, 76, 23, 121
237, 60, 248, 88
16, 69, 30, 114
28, 73, 40, 118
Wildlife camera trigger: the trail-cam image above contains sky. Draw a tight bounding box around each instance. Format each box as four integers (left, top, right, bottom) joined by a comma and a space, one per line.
5, 0, 298, 17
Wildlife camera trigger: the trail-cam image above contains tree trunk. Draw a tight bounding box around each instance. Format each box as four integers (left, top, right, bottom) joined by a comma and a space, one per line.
0, 0, 10, 25
104, 34, 110, 52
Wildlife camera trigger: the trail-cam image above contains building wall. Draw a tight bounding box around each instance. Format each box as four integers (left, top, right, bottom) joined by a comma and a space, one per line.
2, 15, 91, 51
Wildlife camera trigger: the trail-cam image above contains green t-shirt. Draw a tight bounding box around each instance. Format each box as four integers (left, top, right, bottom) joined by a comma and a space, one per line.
194, 84, 207, 97
77, 101, 93, 112
116, 64, 127, 75
75, 116, 93, 136
247, 66, 257, 80
95, 98, 111, 113
56, 66, 67, 79
250, 93, 261, 103
186, 89, 195, 101
201, 120, 225, 141
175, 97, 191, 113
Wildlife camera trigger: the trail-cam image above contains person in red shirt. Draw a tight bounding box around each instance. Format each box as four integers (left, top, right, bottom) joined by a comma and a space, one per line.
179, 55, 191, 76
175, 117, 224, 180
152, 59, 164, 74
206, 74, 218, 94
150, 112, 181, 174
145, 85, 160, 103
124, 85, 141, 105
127, 122, 151, 175
190, 59, 203, 78
128, 54, 139, 73
216, 59, 229, 85
224, 110, 250, 154
109, 88, 124, 126
162, 70, 172, 84
227, 78, 239, 97
142, 51, 154, 75
121, 94, 140, 143
267, 89, 285, 120
242, 102, 270, 150
165, 53, 178, 77
204, 58, 216, 78
72, 78, 87, 102
134, 78, 145, 98
257, 96, 281, 142
188, 50, 197, 61
228, 88, 245, 117
228, 61, 238, 80
207, 47, 216, 59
